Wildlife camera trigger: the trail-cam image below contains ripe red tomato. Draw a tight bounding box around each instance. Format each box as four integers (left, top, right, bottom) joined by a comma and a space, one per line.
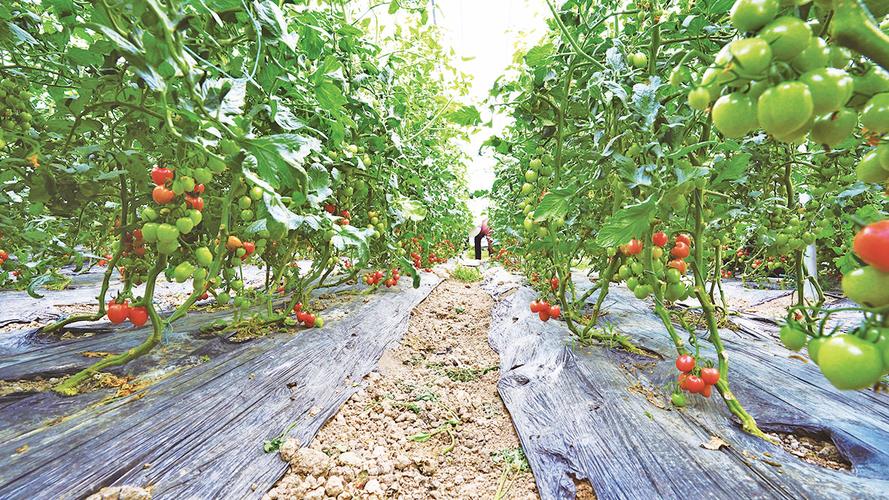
853, 220, 889, 272
671, 242, 691, 259
701, 367, 720, 385
107, 300, 129, 324
152, 185, 175, 204
193, 183, 205, 194
685, 375, 706, 393
340, 209, 351, 219
530, 300, 542, 313
678, 373, 689, 390
675, 354, 695, 373
652, 231, 668, 247
675, 234, 691, 246
128, 306, 148, 327
293, 302, 303, 313
324, 203, 336, 214
548, 305, 561, 319
538, 310, 550, 322
243, 241, 255, 255
701, 384, 712, 398
626, 238, 643, 255
0, 250, 7, 261
150, 167, 174, 186
550, 276, 559, 290
303, 313, 316, 328
669, 259, 688, 274
186, 195, 205, 211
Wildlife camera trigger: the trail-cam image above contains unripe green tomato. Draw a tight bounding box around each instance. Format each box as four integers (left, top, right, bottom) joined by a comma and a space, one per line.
240, 209, 254, 221
537, 226, 549, 238
523, 218, 534, 232
195, 247, 213, 267
176, 217, 195, 235
525, 170, 538, 182
173, 262, 193, 283
343, 186, 354, 197
371, 216, 380, 225
688, 87, 712, 111
157, 239, 180, 255
521, 183, 534, 195
529, 158, 542, 170
539, 166, 553, 177
194, 267, 208, 281
231, 279, 244, 291
141, 207, 158, 222
236, 248, 247, 257
156, 224, 180, 243
217, 292, 231, 305
729, 0, 779, 33
238, 196, 252, 209
249, 186, 264, 201
142, 223, 159, 242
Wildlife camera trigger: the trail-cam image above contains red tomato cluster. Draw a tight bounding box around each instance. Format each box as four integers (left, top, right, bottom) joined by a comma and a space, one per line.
292, 302, 318, 328
666, 233, 692, 274
550, 276, 559, 291
185, 194, 205, 211
107, 299, 149, 327
122, 229, 146, 258
529, 300, 561, 322
364, 269, 401, 287
675, 354, 720, 398
720, 269, 733, 279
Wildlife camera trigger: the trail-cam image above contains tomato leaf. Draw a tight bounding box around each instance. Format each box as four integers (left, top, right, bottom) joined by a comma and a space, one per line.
595, 196, 657, 247
532, 188, 573, 222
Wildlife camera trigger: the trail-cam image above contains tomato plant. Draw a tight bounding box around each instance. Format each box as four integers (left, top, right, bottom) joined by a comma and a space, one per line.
0, 0, 475, 395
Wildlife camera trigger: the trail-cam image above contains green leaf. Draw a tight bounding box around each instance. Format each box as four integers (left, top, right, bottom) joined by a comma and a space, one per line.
595, 197, 657, 248
68, 47, 103, 66
394, 197, 427, 222
447, 105, 481, 126
532, 188, 573, 222
711, 153, 750, 187
315, 81, 346, 111
524, 43, 554, 67
253, 0, 297, 50
244, 134, 321, 190
306, 163, 332, 204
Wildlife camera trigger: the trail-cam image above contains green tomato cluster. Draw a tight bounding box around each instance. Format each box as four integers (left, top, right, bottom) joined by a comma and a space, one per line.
0, 77, 34, 138
692, 0, 889, 164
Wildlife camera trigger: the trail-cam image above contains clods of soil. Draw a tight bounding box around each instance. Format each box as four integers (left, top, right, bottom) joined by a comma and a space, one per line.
266, 278, 537, 499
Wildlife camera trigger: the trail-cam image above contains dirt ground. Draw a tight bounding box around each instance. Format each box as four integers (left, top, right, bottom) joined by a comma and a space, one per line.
265, 277, 538, 500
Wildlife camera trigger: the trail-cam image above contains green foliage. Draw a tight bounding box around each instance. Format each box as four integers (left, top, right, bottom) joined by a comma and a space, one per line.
452, 265, 483, 283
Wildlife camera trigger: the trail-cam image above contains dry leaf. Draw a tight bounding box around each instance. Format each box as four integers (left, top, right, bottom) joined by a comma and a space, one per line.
701, 436, 729, 450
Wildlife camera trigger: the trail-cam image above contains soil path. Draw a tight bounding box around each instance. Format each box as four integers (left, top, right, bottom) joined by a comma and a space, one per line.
266, 277, 538, 499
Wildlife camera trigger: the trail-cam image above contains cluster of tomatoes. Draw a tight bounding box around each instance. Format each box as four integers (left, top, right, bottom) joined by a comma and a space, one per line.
106, 299, 149, 327
363, 268, 401, 288
778, 220, 889, 391
0, 77, 34, 138
324, 203, 351, 226
224, 235, 255, 261
674, 354, 720, 400
121, 229, 147, 258
292, 302, 322, 328
691, 0, 888, 170
529, 299, 561, 322
618, 231, 692, 301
